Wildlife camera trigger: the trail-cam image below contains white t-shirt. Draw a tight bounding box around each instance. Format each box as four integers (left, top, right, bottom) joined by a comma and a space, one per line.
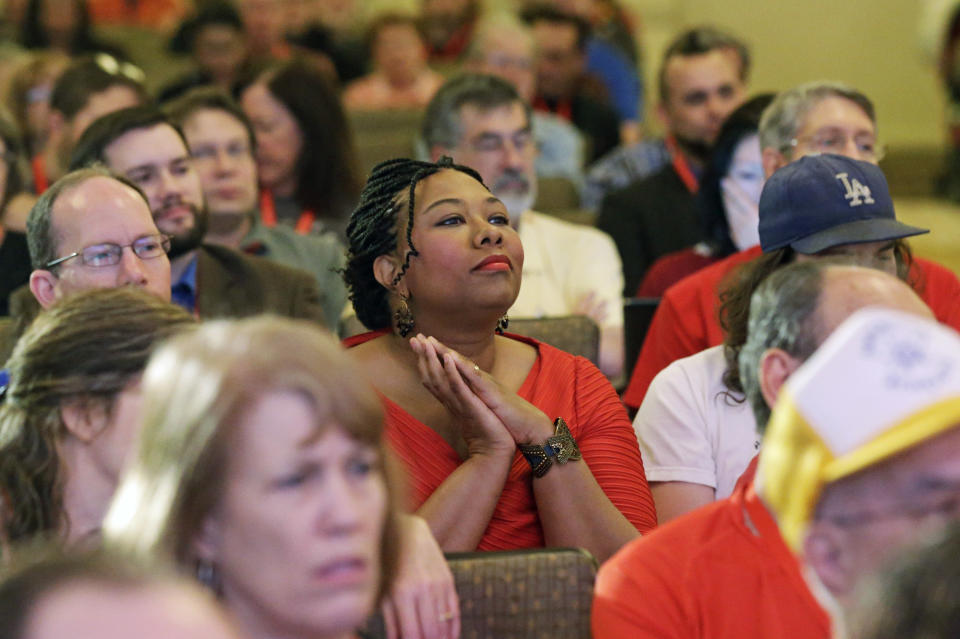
511, 209, 624, 332
633, 345, 760, 499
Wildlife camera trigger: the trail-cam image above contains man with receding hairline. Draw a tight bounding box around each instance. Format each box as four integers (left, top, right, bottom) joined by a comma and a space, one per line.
594, 262, 960, 639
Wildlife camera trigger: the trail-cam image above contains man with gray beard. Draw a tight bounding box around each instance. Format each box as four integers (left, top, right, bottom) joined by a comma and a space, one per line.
422, 73, 625, 378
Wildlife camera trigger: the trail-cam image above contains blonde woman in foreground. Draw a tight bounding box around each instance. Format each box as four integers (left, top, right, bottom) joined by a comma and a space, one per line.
104, 317, 458, 639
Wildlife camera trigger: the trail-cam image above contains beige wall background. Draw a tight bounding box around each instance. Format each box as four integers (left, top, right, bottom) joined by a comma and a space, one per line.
623, 0, 946, 149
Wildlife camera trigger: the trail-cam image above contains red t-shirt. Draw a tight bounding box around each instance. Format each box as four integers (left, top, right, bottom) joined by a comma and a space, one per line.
592, 459, 832, 639
622, 247, 960, 408
346, 331, 658, 549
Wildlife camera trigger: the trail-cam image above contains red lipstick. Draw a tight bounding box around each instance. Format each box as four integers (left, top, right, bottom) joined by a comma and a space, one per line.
473, 255, 512, 271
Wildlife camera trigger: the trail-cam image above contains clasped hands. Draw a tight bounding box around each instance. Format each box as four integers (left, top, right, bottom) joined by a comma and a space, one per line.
409, 334, 554, 456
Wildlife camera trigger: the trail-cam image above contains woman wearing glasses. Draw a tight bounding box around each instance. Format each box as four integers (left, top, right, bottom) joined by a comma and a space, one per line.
0, 287, 193, 550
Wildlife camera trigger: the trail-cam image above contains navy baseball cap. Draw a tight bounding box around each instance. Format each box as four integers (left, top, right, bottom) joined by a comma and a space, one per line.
759, 154, 928, 254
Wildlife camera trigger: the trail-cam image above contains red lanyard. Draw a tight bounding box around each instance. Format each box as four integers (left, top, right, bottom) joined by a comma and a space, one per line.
259, 189, 316, 235
32, 155, 48, 194
532, 96, 573, 122
665, 135, 699, 194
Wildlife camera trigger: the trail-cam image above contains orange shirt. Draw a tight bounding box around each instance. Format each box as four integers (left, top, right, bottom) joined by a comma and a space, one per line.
346, 330, 658, 549
592, 459, 831, 639
622, 247, 960, 408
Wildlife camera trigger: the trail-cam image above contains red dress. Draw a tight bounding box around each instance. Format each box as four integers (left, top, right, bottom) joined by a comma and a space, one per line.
622, 246, 960, 408
345, 331, 658, 549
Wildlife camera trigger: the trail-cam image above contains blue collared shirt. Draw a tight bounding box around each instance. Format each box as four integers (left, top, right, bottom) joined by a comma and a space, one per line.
170, 253, 198, 313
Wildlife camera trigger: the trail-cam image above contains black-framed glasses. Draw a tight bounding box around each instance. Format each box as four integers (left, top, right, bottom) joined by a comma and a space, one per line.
45, 234, 171, 269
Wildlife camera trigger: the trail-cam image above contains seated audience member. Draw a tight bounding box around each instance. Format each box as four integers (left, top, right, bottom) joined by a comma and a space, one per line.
33, 55, 147, 192
420, 0, 478, 63
583, 26, 749, 211
530, 0, 643, 145
637, 94, 773, 297
0, 112, 34, 314
284, 0, 367, 84
236, 0, 289, 62
597, 27, 748, 294
67, 106, 328, 324
1, 168, 172, 361
423, 73, 625, 378
463, 12, 586, 185
342, 157, 656, 561
523, 5, 620, 162
104, 317, 460, 639
0, 548, 241, 639
0, 288, 193, 547
343, 13, 444, 111
622, 81, 960, 409
165, 88, 349, 328
850, 523, 960, 639
635, 154, 928, 523
6, 51, 69, 158
240, 59, 362, 238
593, 264, 960, 638
19, 0, 125, 58
158, 1, 253, 104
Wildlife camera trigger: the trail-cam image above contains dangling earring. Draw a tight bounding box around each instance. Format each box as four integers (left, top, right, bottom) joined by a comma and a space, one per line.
496, 315, 509, 335
394, 295, 415, 337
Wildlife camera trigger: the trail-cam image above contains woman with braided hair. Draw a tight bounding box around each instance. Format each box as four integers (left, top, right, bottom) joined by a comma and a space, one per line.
343, 157, 656, 561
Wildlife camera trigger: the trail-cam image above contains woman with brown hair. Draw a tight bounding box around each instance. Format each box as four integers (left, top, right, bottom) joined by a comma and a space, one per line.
240, 58, 361, 239
104, 316, 458, 639
0, 287, 194, 548
342, 157, 656, 562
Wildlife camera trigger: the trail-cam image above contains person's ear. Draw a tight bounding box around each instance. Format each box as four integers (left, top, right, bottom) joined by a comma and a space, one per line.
428, 144, 450, 163
60, 399, 106, 443
46, 110, 65, 140
758, 347, 803, 411
762, 147, 788, 179
373, 254, 403, 295
656, 101, 671, 131
29, 269, 59, 309
803, 523, 854, 598
192, 512, 222, 564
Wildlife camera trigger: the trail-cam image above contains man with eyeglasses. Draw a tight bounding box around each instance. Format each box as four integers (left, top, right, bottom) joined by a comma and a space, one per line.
0, 167, 171, 364
594, 262, 960, 639
622, 81, 960, 410
422, 73, 626, 378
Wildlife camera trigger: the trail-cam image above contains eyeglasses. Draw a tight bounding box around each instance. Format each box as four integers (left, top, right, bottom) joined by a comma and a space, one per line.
45, 234, 171, 269
788, 131, 886, 162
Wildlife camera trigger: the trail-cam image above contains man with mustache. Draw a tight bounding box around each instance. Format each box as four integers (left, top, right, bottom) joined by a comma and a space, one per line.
423, 73, 625, 378
66, 106, 326, 323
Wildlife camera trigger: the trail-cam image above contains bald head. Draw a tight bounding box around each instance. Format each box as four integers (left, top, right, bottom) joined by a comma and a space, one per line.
814, 265, 933, 343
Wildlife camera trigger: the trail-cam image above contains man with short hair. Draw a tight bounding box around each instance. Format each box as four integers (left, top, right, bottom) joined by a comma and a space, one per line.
583, 26, 750, 210
464, 12, 586, 184
66, 105, 326, 323
423, 73, 625, 377
594, 261, 960, 638
34, 55, 148, 192
0, 167, 170, 362
523, 5, 621, 162
622, 81, 960, 409
164, 88, 348, 328
595, 27, 749, 294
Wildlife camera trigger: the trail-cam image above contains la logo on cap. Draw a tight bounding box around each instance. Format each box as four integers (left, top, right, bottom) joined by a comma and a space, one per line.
836, 172, 875, 207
